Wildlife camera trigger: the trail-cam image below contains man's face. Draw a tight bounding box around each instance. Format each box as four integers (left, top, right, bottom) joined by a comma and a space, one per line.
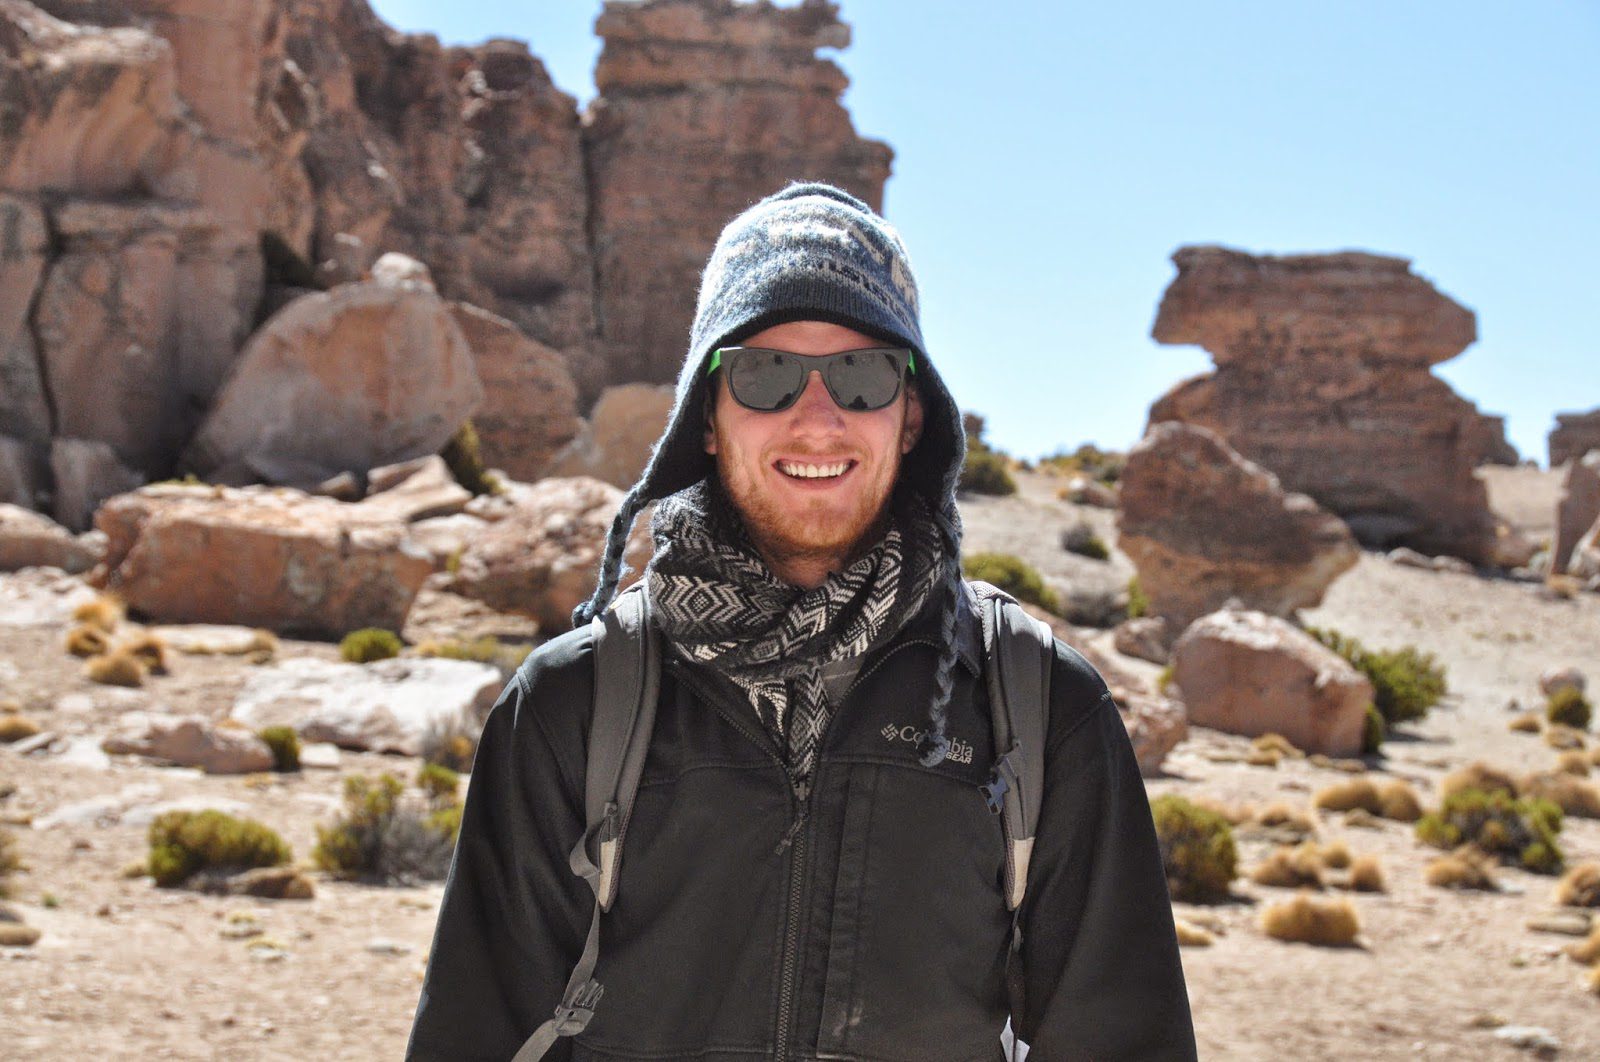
703, 320, 924, 582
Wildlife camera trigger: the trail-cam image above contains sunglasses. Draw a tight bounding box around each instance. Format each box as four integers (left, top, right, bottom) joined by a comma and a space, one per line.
707, 346, 917, 413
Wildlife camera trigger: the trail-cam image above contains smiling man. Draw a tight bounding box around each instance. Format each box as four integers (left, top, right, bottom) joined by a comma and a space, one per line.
408, 184, 1196, 1061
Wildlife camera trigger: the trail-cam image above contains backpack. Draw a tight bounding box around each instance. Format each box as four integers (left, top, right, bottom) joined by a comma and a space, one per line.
513, 579, 1055, 1061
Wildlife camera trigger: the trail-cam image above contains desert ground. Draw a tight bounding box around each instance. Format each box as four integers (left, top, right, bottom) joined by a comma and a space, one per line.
2, 464, 1598, 1060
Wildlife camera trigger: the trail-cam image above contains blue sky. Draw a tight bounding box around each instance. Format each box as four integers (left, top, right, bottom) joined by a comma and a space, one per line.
371, 1, 1599, 467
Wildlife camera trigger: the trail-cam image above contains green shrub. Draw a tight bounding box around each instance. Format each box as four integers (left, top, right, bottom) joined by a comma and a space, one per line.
1156, 664, 1175, 695
339, 627, 402, 664
428, 803, 463, 844
1149, 795, 1238, 903
147, 810, 291, 887
441, 419, 503, 497
1307, 627, 1446, 725
1037, 443, 1125, 484
1126, 575, 1149, 620
1414, 787, 1564, 875
257, 726, 301, 773
963, 552, 1059, 613
416, 636, 532, 679
416, 763, 460, 805
1547, 686, 1593, 730
1361, 703, 1386, 755
313, 773, 455, 884
959, 448, 1016, 496
1060, 522, 1110, 561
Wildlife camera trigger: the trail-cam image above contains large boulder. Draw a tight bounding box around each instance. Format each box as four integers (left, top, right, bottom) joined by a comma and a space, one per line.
1550, 410, 1600, 468
448, 302, 580, 483
1169, 607, 1374, 756
0, 196, 51, 455
545, 383, 675, 490
228, 656, 503, 755
101, 713, 275, 774
49, 437, 144, 534
0, 504, 99, 573
1553, 451, 1600, 576
180, 261, 484, 487
449, 476, 653, 633
357, 456, 472, 525
579, 0, 891, 398
1116, 422, 1359, 634
90, 483, 434, 637
1149, 246, 1505, 564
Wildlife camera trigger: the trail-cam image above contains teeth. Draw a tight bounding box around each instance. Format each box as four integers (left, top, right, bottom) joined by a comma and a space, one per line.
778, 460, 849, 479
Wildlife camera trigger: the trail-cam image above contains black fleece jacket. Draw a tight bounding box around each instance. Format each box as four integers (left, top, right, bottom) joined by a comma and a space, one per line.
408, 586, 1196, 1061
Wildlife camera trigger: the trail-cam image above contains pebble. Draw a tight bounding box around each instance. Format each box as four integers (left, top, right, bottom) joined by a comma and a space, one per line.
1492, 1025, 1560, 1056
1525, 911, 1592, 937
366, 938, 413, 956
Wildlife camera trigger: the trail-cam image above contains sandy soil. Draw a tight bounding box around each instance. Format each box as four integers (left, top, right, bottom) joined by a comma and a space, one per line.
2, 464, 1598, 1060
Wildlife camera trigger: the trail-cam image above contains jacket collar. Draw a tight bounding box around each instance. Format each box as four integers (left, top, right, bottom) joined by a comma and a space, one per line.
890, 577, 982, 677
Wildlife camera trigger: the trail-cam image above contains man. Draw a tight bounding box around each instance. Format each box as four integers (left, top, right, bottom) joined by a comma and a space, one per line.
408, 183, 1196, 1060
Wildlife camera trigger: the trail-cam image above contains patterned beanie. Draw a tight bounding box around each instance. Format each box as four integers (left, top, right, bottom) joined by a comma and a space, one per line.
571, 181, 968, 767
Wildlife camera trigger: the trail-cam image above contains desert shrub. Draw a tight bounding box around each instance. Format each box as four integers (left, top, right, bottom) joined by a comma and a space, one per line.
1509, 712, 1543, 734
1547, 686, 1594, 730
1245, 747, 1281, 769
1250, 843, 1324, 889
1252, 734, 1304, 760
85, 650, 146, 687
1439, 761, 1518, 801
0, 828, 20, 898
441, 419, 503, 496
1314, 779, 1381, 816
1555, 862, 1600, 907
416, 763, 460, 805
1425, 846, 1499, 890
1570, 925, 1600, 964
1037, 443, 1124, 484
1259, 894, 1360, 946
1556, 751, 1590, 777
339, 627, 402, 664
962, 553, 1059, 614
1545, 724, 1587, 750
1149, 795, 1238, 903
313, 773, 455, 884
147, 810, 290, 887
1361, 703, 1386, 754
1126, 575, 1148, 620
1519, 772, 1600, 819
72, 595, 123, 633
1415, 787, 1564, 874
1059, 522, 1110, 561
959, 448, 1016, 496
1172, 919, 1214, 947
420, 714, 480, 774
1306, 626, 1446, 726
1319, 840, 1353, 870
119, 632, 171, 675
1252, 802, 1318, 838
65, 623, 110, 657
1156, 664, 1175, 695
1376, 781, 1424, 822
416, 636, 532, 680
427, 803, 463, 844
257, 727, 301, 773
1346, 854, 1386, 892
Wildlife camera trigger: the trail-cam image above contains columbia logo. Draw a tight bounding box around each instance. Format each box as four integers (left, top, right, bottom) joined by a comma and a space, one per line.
880, 723, 973, 765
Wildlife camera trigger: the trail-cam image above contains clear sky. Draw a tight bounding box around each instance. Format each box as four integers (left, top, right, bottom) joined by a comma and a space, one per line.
370, 0, 1599, 467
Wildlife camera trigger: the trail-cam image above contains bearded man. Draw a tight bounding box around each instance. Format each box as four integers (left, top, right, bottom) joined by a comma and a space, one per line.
409, 183, 1196, 1061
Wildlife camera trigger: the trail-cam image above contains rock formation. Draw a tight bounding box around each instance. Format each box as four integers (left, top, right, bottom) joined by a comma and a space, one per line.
1, 0, 890, 526
1149, 245, 1509, 564
1550, 410, 1600, 468
1116, 422, 1360, 634
1553, 451, 1600, 576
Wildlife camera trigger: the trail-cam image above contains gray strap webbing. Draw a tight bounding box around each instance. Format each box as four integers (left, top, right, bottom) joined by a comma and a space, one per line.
514, 584, 660, 1061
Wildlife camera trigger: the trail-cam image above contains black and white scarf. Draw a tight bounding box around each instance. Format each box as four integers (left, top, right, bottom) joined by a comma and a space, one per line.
645, 477, 946, 783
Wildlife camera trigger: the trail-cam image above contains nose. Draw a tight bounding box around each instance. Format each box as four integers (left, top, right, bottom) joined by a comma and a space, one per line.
790, 368, 844, 426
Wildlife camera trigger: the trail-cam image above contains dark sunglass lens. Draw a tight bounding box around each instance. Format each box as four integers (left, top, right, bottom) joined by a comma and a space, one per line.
728, 350, 803, 410
826, 350, 902, 411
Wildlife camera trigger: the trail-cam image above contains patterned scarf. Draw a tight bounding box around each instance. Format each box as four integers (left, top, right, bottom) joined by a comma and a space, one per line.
645, 476, 946, 783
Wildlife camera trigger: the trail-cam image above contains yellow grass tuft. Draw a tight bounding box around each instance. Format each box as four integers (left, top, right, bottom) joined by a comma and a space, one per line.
1519, 772, 1600, 819
1440, 762, 1518, 801
118, 632, 171, 676
1245, 748, 1281, 768
1312, 777, 1421, 821
72, 594, 124, 633
1556, 750, 1591, 776
1253, 802, 1317, 837
1250, 843, 1324, 888
1319, 840, 1353, 870
1545, 725, 1587, 751
1173, 918, 1214, 947
65, 623, 110, 658
1252, 733, 1305, 759
1346, 854, 1387, 893
1425, 846, 1499, 891
1556, 862, 1600, 908
1259, 893, 1361, 946
1191, 796, 1252, 826
1508, 712, 1543, 734
1568, 925, 1600, 965
85, 650, 147, 688
1343, 807, 1380, 829
0, 715, 41, 743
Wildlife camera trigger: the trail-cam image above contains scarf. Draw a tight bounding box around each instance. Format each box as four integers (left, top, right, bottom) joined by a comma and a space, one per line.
645, 476, 946, 783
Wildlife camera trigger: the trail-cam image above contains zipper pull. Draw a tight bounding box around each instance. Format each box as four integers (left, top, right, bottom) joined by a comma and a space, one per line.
772, 779, 811, 856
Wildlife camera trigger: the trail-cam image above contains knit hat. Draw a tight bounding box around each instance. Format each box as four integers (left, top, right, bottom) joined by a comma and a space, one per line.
571, 181, 968, 767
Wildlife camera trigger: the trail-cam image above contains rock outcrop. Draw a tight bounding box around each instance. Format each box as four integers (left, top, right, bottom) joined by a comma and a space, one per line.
449, 303, 580, 483
0, 504, 100, 573
1116, 422, 1359, 634
1550, 411, 1600, 468
1149, 246, 1508, 564
544, 383, 676, 490
1553, 451, 1600, 576
1170, 606, 1374, 756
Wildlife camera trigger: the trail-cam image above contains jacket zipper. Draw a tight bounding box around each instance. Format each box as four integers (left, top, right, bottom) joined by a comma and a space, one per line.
664, 637, 943, 1060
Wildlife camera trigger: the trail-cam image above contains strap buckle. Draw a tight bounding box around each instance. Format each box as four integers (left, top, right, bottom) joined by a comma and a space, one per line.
552, 978, 604, 1035
982, 745, 1021, 815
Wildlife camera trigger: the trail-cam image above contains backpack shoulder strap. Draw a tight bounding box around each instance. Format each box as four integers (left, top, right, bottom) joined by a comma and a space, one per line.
966, 579, 1054, 911
514, 582, 660, 1061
